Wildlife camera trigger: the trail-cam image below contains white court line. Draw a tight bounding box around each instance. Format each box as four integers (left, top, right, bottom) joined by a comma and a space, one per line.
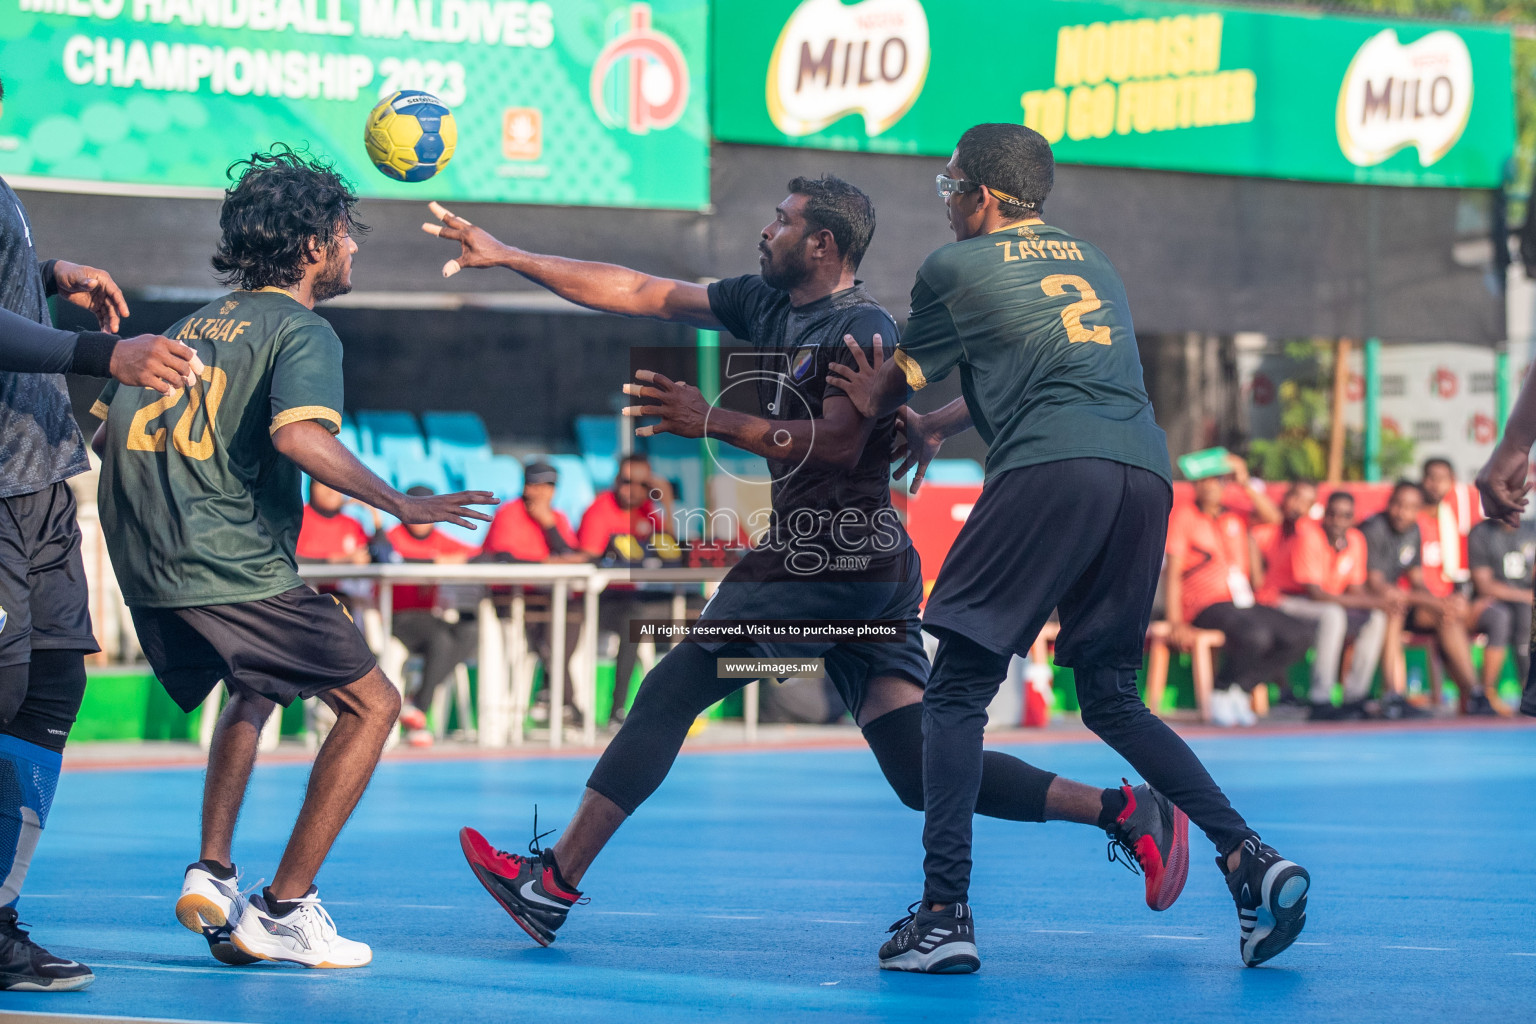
810, 919, 865, 925
1382, 945, 1451, 951
1294, 942, 1331, 946
1031, 929, 1091, 934
592, 911, 658, 916
22, 894, 162, 900
325, 902, 455, 910
99, 964, 314, 977
1510, 952, 1536, 957
819, 981, 840, 986
1143, 935, 1206, 941
702, 915, 762, 920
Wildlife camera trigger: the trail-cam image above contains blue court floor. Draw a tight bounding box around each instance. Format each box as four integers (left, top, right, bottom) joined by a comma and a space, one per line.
2, 724, 1533, 1024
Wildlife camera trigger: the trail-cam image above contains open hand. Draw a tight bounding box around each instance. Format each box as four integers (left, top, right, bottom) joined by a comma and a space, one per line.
421, 201, 510, 278
53, 261, 130, 331
826, 332, 886, 419
892, 406, 945, 494
396, 489, 498, 530
622, 370, 708, 439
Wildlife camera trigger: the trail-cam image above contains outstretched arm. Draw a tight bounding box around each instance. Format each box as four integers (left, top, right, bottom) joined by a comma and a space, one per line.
272, 420, 498, 529
621, 371, 874, 470
0, 305, 200, 392
422, 202, 721, 329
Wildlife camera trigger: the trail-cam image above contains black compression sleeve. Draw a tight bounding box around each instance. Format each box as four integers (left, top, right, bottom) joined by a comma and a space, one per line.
0, 304, 83, 374
69, 331, 118, 378
39, 259, 59, 297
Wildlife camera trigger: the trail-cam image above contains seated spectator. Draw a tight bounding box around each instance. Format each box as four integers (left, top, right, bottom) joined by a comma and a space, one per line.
1419, 457, 1481, 598
1360, 481, 1483, 714
1466, 516, 1534, 716
295, 480, 370, 565
1259, 488, 1399, 721
386, 486, 479, 746
481, 460, 586, 726
1165, 453, 1310, 726
578, 454, 677, 727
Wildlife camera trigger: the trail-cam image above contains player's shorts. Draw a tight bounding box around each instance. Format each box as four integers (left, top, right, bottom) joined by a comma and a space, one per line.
131, 586, 379, 712
0, 481, 99, 669
690, 544, 929, 719
922, 458, 1171, 671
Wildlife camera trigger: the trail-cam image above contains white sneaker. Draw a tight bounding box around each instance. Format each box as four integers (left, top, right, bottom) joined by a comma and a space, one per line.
1209, 687, 1239, 727
230, 887, 372, 969
176, 862, 258, 966
1233, 687, 1259, 727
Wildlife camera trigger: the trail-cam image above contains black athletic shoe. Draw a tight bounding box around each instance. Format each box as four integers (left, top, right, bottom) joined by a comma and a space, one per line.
1377, 694, 1432, 720
878, 901, 980, 974
1221, 837, 1310, 967
460, 814, 586, 946
1521, 679, 1536, 718
1464, 690, 1500, 717
1106, 780, 1189, 911
1308, 701, 1368, 721
0, 906, 93, 992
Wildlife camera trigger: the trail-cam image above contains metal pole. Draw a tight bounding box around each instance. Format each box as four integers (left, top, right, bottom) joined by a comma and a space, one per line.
1496, 341, 1512, 429
1328, 338, 1352, 483
697, 328, 721, 511
1364, 337, 1382, 481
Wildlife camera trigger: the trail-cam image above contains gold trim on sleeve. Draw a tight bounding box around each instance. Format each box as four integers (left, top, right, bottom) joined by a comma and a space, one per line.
90, 400, 110, 420
894, 349, 929, 391
269, 406, 342, 435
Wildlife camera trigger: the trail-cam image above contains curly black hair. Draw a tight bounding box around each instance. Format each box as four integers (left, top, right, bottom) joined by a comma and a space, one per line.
211, 143, 368, 291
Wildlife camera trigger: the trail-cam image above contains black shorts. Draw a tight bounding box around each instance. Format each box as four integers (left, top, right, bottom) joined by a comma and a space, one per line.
691, 545, 930, 719
922, 458, 1171, 670
132, 586, 379, 713
0, 481, 98, 668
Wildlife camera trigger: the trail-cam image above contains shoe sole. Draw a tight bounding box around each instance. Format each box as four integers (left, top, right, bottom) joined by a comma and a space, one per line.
879, 943, 981, 975
229, 930, 371, 969
459, 828, 555, 947
1243, 863, 1310, 967
176, 893, 260, 966
0, 973, 95, 992
1148, 806, 1190, 912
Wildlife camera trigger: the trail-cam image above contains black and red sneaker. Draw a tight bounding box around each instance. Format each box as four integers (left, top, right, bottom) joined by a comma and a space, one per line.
460, 820, 586, 946
1105, 779, 1190, 912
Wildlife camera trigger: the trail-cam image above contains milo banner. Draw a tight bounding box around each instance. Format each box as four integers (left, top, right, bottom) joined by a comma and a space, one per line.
0, 0, 709, 208
711, 0, 1514, 188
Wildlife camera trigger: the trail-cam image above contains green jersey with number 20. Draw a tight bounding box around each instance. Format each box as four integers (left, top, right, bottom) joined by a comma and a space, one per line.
94, 289, 345, 608
894, 220, 1171, 484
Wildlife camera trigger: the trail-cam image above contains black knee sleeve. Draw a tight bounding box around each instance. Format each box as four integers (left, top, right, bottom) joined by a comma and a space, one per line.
861, 702, 1056, 822
0, 664, 27, 730
586, 644, 740, 815
5, 651, 88, 753
861, 703, 924, 810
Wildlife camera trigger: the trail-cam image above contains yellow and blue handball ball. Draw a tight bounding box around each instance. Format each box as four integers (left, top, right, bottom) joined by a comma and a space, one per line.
364, 90, 457, 182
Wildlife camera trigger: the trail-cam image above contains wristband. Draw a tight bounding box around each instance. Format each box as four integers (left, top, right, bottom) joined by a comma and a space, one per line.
40, 260, 59, 297
69, 331, 119, 378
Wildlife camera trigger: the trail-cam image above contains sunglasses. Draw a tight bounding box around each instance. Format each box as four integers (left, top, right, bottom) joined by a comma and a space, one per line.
935, 174, 1030, 210
617, 476, 644, 485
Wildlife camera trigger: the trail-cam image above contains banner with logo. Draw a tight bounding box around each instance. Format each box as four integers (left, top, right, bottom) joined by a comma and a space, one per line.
0, 0, 708, 208
712, 0, 1513, 188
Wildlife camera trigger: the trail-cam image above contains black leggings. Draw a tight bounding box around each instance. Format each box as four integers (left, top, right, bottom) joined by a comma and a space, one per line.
585, 642, 1059, 822
1193, 602, 1315, 693
921, 630, 1256, 904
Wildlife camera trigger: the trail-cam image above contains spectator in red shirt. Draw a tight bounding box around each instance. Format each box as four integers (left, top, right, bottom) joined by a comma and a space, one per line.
481, 460, 586, 726
387, 486, 479, 746
1164, 454, 1310, 726
1418, 458, 1481, 600
578, 454, 676, 727
295, 480, 371, 565
1260, 489, 1396, 721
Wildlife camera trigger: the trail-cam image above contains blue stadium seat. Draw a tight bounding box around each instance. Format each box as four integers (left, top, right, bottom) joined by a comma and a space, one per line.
643, 432, 699, 459
336, 417, 362, 454
575, 415, 621, 458
459, 454, 524, 502
649, 455, 704, 518
920, 458, 985, 485
422, 411, 492, 483
544, 454, 596, 526
392, 455, 452, 496
355, 410, 427, 462
584, 454, 618, 492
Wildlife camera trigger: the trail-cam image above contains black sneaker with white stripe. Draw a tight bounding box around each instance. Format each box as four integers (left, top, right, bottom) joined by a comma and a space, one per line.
1222, 836, 1310, 967
0, 906, 93, 991
878, 901, 980, 974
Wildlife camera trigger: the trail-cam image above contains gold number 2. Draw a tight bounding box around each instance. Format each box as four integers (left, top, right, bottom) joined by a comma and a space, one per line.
1040, 274, 1112, 346
125, 365, 229, 461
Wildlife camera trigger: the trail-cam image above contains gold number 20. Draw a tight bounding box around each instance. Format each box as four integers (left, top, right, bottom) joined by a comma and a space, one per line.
125, 365, 229, 461
1041, 274, 1112, 346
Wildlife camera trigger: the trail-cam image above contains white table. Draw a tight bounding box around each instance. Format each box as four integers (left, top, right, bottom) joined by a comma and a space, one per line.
299, 563, 730, 748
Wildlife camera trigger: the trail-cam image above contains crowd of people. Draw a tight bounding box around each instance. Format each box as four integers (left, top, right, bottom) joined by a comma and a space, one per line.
296, 452, 680, 743
1165, 453, 1533, 726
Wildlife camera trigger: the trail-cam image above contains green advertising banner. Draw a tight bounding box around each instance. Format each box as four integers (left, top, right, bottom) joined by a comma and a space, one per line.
0, 0, 709, 208
711, 0, 1515, 188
